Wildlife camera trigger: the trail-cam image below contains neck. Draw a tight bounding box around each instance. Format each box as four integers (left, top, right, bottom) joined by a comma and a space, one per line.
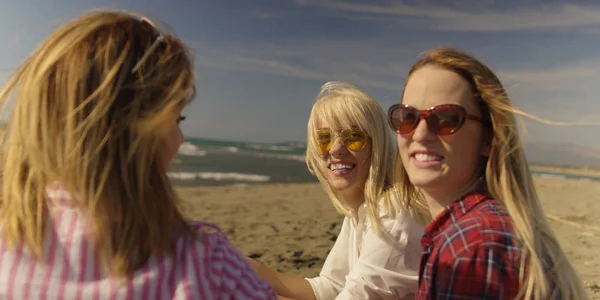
340, 188, 365, 222
423, 176, 484, 219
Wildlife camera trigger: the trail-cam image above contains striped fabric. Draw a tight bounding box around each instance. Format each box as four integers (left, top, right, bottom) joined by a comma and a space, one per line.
0, 183, 277, 299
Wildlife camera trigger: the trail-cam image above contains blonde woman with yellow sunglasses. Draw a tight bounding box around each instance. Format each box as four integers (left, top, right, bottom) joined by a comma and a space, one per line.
250, 81, 430, 300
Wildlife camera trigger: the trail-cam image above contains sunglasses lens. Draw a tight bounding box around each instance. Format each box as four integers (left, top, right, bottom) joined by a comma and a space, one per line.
316, 129, 367, 153
429, 107, 465, 135
316, 129, 332, 153
342, 130, 367, 151
392, 107, 419, 134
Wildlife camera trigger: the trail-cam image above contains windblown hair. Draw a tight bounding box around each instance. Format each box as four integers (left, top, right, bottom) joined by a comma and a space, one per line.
397, 47, 587, 299
306, 81, 430, 234
0, 11, 196, 278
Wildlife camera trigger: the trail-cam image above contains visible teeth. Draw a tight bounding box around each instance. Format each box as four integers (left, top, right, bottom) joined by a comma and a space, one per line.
414, 153, 442, 161
330, 163, 353, 170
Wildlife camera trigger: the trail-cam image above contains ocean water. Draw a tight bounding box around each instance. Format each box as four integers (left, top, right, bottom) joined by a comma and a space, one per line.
168, 138, 600, 186
530, 170, 600, 182
167, 138, 317, 186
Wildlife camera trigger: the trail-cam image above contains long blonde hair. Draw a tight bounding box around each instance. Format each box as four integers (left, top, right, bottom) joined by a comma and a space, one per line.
0, 10, 196, 278
397, 47, 587, 299
306, 81, 430, 234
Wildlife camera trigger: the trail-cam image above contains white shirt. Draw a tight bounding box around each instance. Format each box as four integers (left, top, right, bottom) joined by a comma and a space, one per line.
306, 204, 424, 300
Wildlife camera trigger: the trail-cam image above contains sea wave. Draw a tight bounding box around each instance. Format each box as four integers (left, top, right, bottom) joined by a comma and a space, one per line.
532, 171, 598, 181
167, 171, 271, 182
226, 147, 239, 153
536, 173, 567, 179
250, 152, 306, 162
178, 142, 207, 156
249, 144, 295, 152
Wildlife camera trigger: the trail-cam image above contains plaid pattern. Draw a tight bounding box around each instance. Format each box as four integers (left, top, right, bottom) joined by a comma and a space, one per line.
415, 191, 523, 300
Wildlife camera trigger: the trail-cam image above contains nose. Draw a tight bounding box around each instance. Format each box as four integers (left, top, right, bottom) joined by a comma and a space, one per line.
411, 118, 436, 143
328, 135, 347, 156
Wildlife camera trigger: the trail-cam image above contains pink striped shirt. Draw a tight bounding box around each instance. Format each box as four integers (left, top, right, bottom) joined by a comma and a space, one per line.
0, 183, 277, 300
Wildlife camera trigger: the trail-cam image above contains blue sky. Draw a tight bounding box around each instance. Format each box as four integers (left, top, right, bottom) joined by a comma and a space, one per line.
1, 0, 600, 151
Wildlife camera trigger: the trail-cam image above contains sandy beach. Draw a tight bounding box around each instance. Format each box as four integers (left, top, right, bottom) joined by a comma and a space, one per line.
178, 176, 600, 299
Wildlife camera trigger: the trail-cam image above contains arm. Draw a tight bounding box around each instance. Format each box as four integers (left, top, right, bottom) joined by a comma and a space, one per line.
204, 231, 279, 300
251, 217, 354, 300
248, 258, 316, 300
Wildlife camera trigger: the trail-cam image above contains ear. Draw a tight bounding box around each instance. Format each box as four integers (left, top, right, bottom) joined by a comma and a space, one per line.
480, 134, 492, 157
480, 135, 493, 157
480, 129, 493, 157
480, 142, 491, 157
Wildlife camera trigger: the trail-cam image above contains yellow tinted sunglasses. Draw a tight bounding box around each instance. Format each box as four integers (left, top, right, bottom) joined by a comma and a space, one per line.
316, 128, 368, 154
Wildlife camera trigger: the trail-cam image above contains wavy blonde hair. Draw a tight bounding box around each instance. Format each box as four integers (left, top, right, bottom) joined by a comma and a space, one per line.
0, 10, 196, 278
306, 81, 430, 234
397, 47, 587, 299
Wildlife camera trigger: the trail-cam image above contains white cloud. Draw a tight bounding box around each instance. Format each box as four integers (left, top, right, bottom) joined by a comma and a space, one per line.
189, 34, 600, 124
191, 39, 416, 90
192, 38, 600, 93
498, 63, 600, 84
294, 0, 600, 32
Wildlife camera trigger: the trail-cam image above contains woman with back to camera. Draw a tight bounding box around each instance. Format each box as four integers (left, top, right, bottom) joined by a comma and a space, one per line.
389, 47, 588, 299
250, 81, 430, 300
0, 10, 276, 299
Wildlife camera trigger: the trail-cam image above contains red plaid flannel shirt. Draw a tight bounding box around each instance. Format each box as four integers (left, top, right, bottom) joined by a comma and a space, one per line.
415, 191, 523, 300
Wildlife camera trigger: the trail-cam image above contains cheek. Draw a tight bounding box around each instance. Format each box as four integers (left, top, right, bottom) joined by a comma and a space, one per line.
357, 145, 373, 178
318, 158, 329, 174
444, 129, 483, 166
175, 127, 184, 144
172, 127, 184, 149
163, 126, 183, 157
397, 136, 411, 157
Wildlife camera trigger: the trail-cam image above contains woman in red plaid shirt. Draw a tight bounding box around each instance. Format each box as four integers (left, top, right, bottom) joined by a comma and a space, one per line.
388, 47, 588, 299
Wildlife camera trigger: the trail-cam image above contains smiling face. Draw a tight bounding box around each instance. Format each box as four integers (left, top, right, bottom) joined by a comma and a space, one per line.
317, 124, 372, 198
397, 65, 488, 199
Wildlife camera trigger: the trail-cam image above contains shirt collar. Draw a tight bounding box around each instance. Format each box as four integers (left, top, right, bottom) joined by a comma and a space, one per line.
348, 204, 367, 227
45, 182, 76, 208
424, 189, 490, 240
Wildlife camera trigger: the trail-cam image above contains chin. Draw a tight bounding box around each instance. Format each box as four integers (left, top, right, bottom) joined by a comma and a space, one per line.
407, 173, 443, 190
332, 178, 365, 194
330, 182, 355, 192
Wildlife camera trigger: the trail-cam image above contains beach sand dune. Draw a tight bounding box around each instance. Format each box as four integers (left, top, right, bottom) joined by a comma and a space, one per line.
178, 177, 600, 299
